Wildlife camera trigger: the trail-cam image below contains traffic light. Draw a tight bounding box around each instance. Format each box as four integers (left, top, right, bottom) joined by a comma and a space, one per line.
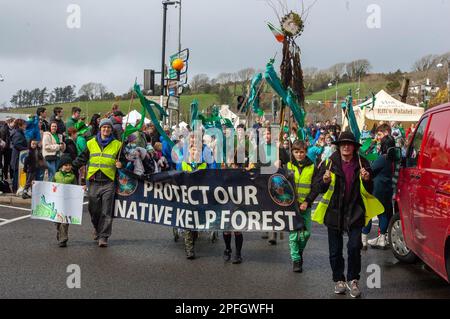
144, 69, 155, 94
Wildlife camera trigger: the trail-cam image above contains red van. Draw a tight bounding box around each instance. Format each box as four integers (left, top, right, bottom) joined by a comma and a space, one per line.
389, 102, 450, 283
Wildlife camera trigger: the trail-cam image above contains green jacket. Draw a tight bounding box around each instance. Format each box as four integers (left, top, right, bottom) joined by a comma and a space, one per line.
76, 135, 87, 155
66, 117, 79, 134
53, 171, 77, 185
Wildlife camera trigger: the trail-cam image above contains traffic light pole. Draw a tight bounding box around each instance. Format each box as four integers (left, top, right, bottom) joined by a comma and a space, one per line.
161, 2, 169, 96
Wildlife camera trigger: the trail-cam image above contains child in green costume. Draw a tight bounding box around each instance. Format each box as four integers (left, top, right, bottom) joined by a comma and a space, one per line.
286, 140, 320, 272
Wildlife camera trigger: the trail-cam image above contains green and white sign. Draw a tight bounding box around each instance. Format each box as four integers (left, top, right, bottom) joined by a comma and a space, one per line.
31, 181, 84, 225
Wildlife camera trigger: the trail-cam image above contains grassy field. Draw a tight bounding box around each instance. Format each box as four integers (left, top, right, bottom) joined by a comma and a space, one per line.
305, 81, 387, 102
2, 94, 220, 123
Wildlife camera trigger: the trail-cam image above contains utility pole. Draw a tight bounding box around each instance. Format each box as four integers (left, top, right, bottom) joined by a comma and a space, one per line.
161, 2, 168, 96
335, 80, 339, 124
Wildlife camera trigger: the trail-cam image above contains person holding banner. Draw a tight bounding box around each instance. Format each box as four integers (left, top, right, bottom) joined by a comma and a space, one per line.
313, 131, 380, 298
72, 118, 124, 248
179, 140, 208, 260
286, 140, 320, 273
251, 125, 289, 245
53, 155, 78, 247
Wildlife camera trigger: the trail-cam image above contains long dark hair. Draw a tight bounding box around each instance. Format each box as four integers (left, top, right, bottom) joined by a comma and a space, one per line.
89, 114, 101, 136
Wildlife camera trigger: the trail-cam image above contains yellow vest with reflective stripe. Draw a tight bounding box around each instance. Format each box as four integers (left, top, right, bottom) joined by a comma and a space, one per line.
312, 160, 384, 226
181, 162, 207, 172
86, 138, 122, 181
287, 162, 314, 203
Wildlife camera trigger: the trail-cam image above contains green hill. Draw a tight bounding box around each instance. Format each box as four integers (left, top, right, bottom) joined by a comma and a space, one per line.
306, 81, 387, 102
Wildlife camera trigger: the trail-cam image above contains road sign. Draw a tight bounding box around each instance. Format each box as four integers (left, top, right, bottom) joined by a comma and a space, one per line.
179, 73, 188, 84
167, 96, 180, 110
169, 48, 189, 80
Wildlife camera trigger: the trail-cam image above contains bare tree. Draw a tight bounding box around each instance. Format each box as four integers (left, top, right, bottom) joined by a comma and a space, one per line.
189, 74, 210, 93
346, 59, 372, 80
327, 63, 346, 80
237, 68, 256, 94
412, 54, 440, 72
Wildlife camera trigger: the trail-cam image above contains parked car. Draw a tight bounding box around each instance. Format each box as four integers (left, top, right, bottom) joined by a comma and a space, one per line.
389, 102, 450, 283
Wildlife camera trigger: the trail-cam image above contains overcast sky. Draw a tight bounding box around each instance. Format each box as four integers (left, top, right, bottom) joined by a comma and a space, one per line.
1, 0, 449, 105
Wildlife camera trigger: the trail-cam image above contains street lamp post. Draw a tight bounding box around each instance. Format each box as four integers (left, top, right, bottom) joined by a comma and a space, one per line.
160, 1, 179, 96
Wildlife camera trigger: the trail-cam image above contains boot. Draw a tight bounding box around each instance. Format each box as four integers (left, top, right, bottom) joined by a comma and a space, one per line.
232, 254, 242, 264
186, 250, 195, 260
293, 260, 303, 273
362, 234, 368, 251
223, 249, 232, 262
268, 232, 277, 245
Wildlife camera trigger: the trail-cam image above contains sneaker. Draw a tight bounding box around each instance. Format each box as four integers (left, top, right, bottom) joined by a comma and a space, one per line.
186, 251, 195, 260
346, 280, 361, 298
93, 230, 99, 241
334, 281, 346, 294
98, 238, 108, 247
369, 234, 387, 249
378, 234, 387, 249
368, 235, 380, 247
22, 192, 31, 199
268, 239, 277, 245
223, 249, 232, 262
362, 234, 368, 251
293, 260, 303, 273
58, 241, 67, 248
232, 254, 242, 264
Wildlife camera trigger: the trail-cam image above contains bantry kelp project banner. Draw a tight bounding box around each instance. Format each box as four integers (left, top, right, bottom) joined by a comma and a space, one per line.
114, 169, 304, 232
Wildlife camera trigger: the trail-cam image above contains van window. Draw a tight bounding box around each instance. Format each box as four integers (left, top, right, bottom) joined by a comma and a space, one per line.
406, 117, 428, 168
422, 110, 450, 170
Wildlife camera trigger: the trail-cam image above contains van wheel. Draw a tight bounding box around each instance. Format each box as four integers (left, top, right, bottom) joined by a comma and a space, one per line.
388, 213, 418, 264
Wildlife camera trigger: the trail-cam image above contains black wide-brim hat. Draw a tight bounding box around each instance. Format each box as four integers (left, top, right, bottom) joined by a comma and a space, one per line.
332, 131, 362, 148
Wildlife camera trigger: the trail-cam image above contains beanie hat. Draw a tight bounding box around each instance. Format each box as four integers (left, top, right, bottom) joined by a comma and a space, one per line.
99, 118, 113, 129
58, 155, 73, 170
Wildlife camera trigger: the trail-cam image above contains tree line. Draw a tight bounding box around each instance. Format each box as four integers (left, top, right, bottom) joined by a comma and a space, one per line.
9, 82, 116, 108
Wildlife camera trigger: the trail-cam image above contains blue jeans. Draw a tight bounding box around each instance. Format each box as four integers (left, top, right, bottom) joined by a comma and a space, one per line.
328, 227, 362, 282
362, 200, 393, 235
36, 168, 44, 181
46, 160, 58, 182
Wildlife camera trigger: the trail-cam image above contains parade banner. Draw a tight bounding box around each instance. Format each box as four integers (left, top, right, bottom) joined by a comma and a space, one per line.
114, 169, 304, 232
31, 181, 84, 225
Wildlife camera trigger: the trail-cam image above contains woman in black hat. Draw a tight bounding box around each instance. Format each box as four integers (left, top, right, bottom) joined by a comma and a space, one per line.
314, 131, 373, 298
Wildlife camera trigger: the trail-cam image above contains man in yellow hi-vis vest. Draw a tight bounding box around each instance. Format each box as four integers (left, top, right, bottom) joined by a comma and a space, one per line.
73, 118, 123, 248
313, 131, 376, 298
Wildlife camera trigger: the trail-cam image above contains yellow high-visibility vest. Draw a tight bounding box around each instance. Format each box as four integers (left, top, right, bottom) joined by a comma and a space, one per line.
86, 138, 122, 181
312, 160, 384, 226
181, 162, 207, 172
287, 162, 314, 203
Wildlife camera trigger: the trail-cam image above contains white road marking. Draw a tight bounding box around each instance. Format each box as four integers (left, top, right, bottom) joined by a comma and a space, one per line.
0, 204, 31, 212
0, 214, 31, 226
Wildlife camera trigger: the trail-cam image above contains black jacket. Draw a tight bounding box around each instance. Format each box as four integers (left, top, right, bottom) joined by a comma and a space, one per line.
315, 151, 373, 231
11, 128, 28, 170
0, 123, 11, 149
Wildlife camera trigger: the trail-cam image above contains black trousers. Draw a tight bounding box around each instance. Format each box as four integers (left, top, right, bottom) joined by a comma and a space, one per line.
327, 227, 362, 282
1, 148, 12, 180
